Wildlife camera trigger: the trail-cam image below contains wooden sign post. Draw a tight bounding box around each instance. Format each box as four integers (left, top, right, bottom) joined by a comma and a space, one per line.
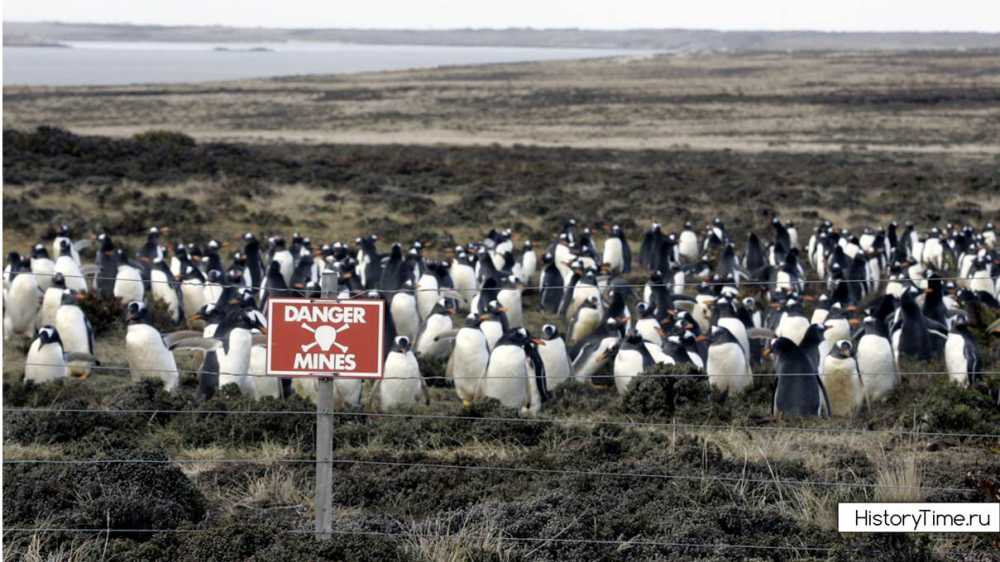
266, 270, 385, 539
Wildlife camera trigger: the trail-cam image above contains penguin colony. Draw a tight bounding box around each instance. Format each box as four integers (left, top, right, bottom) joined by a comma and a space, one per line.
5, 219, 1000, 417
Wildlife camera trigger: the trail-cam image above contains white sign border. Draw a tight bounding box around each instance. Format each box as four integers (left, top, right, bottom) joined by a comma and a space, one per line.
266, 297, 385, 379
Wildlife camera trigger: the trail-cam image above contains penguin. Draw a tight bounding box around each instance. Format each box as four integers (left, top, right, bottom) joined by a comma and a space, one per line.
705, 325, 751, 398
537, 252, 564, 314
138, 226, 166, 262
678, 222, 699, 263
613, 331, 655, 396
389, 281, 420, 345
714, 297, 752, 371
774, 297, 811, 345
945, 314, 980, 387
482, 327, 547, 415
537, 324, 572, 391
441, 313, 491, 406
54, 289, 95, 358
602, 226, 628, 274
770, 332, 831, 418
820, 340, 864, 417
150, 257, 184, 325
51, 224, 81, 265
518, 240, 538, 283
449, 252, 477, 309
497, 275, 524, 329
258, 261, 286, 312
633, 301, 663, 347
247, 341, 277, 401
39, 271, 67, 329
479, 300, 509, 351
24, 326, 70, 384
377, 336, 429, 410
4, 257, 41, 340
30, 244, 55, 291
892, 287, 947, 362
639, 223, 664, 270
271, 237, 295, 286
568, 295, 602, 345
856, 316, 898, 402
415, 299, 454, 360
569, 318, 622, 383
415, 267, 441, 322
242, 233, 265, 291
110, 248, 144, 304
809, 294, 831, 326
125, 301, 180, 392
54, 239, 87, 293
215, 308, 268, 396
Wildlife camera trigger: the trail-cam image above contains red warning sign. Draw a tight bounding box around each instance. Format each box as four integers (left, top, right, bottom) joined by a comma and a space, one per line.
267, 298, 385, 378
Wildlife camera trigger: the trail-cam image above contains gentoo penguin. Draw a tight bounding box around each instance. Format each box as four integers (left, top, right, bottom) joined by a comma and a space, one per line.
54, 290, 95, 357
215, 309, 267, 396
569, 295, 602, 345
602, 225, 631, 274
51, 224, 80, 265
613, 331, 655, 395
479, 300, 509, 351
30, 244, 55, 291
415, 299, 454, 360
634, 302, 663, 347
706, 325, 751, 398
856, 316, 898, 402
537, 324, 572, 391
24, 326, 69, 384
415, 266, 441, 322
820, 340, 864, 417
770, 333, 831, 418
441, 313, 490, 406
497, 275, 524, 329
39, 272, 67, 328
377, 336, 429, 410
678, 222, 699, 263
449, 252, 477, 309
271, 237, 295, 286
203, 269, 225, 306
54, 239, 87, 293
389, 281, 420, 345
4, 257, 41, 340
892, 287, 947, 362
518, 240, 538, 283
482, 327, 547, 415
945, 315, 980, 387
809, 294, 831, 326
112, 248, 145, 303
242, 233, 265, 291
125, 301, 180, 392
570, 318, 623, 383
138, 226, 166, 262
774, 297, 810, 345
537, 252, 564, 314
150, 258, 184, 325
714, 297, 752, 371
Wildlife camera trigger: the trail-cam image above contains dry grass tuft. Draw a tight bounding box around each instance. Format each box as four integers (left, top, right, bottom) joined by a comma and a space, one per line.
874, 453, 924, 503
403, 511, 518, 562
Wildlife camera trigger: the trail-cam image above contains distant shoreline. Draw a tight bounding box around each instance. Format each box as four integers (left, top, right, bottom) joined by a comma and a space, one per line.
6, 21, 1000, 52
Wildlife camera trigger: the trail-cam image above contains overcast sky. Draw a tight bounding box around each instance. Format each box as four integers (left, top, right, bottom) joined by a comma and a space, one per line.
5, 0, 1000, 32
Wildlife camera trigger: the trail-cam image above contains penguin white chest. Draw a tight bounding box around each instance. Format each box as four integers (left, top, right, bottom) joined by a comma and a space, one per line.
55, 257, 87, 292
538, 339, 571, 391
613, 349, 646, 395
945, 334, 971, 387
390, 293, 420, 342
483, 346, 529, 409
635, 318, 662, 347
415, 274, 439, 321
126, 324, 178, 391
857, 335, 897, 401
498, 289, 523, 328
25, 340, 68, 384
114, 265, 144, 302
820, 357, 863, 417
380, 351, 423, 410
55, 305, 89, 354
218, 328, 253, 393
602, 238, 624, 272
415, 314, 453, 359
4, 275, 40, 338
451, 329, 490, 401
706, 342, 750, 396
39, 288, 63, 327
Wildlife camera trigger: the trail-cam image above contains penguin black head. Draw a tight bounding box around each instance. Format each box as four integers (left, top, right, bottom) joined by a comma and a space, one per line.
463, 313, 483, 328
541, 324, 559, 340
31, 244, 49, 259
36, 325, 62, 347
57, 224, 70, 237
392, 336, 412, 353
636, 301, 653, 318
58, 239, 72, 256
50, 272, 66, 289
59, 289, 81, 306
126, 301, 148, 324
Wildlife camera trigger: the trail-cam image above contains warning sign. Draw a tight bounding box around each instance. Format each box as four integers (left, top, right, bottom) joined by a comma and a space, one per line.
267, 298, 385, 378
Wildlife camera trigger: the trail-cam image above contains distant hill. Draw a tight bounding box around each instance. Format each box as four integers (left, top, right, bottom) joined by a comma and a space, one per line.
6, 21, 1000, 51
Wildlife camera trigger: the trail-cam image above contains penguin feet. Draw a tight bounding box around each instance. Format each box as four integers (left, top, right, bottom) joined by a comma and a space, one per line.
462, 399, 472, 408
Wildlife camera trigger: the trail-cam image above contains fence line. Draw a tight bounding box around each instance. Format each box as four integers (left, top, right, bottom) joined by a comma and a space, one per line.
0, 457, 975, 493
0, 527, 835, 553
17, 361, 986, 379
20, 268, 996, 293
5, 407, 997, 439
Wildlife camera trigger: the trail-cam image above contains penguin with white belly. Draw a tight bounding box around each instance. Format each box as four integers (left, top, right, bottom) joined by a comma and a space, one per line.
705, 325, 751, 398
856, 316, 898, 402
634, 302, 663, 347
478, 300, 509, 351
111, 248, 145, 304
271, 237, 295, 286
54, 240, 87, 293
4, 256, 41, 340
945, 315, 981, 388
126, 301, 181, 392
613, 331, 656, 396
569, 318, 623, 383
24, 326, 70, 384
679, 222, 699, 263
482, 327, 548, 415
774, 298, 811, 345
602, 225, 631, 274
151, 257, 184, 325
537, 324, 572, 391
415, 299, 455, 360
30, 244, 55, 291
52, 224, 81, 266
39, 272, 67, 329
440, 313, 491, 406
820, 340, 864, 417
892, 287, 947, 362
770, 328, 831, 418
497, 275, 524, 329
377, 336, 429, 410
518, 240, 538, 283
538, 252, 565, 314
568, 296, 602, 345
54, 290, 95, 359
713, 297, 752, 372
449, 252, 477, 309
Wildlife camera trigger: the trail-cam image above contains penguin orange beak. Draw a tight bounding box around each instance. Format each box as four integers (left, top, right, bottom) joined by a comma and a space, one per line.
802, 295, 816, 302
190, 313, 204, 321
532, 338, 546, 346
924, 288, 934, 295
479, 314, 491, 321
656, 327, 667, 337
762, 347, 771, 358
695, 335, 707, 342
848, 318, 861, 327
496, 306, 509, 313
